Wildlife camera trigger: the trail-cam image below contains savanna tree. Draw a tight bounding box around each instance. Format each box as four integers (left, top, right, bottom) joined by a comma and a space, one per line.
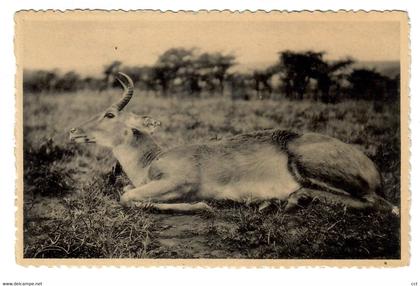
120, 66, 159, 94
154, 48, 196, 95
347, 68, 399, 102
278, 51, 353, 102
252, 64, 281, 99
23, 69, 59, 93
55, 71, 81, 92
311, 57, 354, 103
195, 52, 235, 95
226, 72, 254, 100
152, 48, 235, 96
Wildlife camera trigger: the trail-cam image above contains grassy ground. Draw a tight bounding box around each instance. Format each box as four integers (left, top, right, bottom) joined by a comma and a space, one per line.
23, 89, 401, 259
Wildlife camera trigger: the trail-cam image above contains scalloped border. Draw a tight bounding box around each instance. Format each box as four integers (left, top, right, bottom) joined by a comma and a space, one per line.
14, 9, 410, 268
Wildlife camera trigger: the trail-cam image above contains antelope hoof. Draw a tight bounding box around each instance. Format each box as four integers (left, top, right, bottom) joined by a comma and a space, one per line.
195, 202, 214, 213
193, 202, 215, 217
120, 192, 135, 207
284, 195, 301, 213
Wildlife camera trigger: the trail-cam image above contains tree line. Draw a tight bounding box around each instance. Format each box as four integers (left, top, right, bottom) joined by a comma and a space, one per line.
23, 48, 400, 103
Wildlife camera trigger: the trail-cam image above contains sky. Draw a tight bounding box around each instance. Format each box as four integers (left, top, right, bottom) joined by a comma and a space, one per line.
19, 13, 401, 76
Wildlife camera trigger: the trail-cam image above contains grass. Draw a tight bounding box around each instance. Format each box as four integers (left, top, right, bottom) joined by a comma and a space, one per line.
23, 89, 401, 259
203, 200, 400, 259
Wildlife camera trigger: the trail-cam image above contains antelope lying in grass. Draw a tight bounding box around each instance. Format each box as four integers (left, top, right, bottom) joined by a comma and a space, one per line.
70, 72, 399, 215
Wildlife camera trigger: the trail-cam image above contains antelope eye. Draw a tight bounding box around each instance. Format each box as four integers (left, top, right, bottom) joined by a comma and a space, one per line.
104, 112, 115, 119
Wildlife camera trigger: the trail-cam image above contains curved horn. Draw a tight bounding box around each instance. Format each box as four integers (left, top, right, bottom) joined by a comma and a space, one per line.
112, 72, 134, 111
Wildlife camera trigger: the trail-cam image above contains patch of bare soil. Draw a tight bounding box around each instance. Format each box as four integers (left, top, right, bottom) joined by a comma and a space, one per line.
149, 214, 236, 258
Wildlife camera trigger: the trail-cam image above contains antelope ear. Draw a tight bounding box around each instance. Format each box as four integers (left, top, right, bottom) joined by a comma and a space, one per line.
126, 114, 161, 134
142, 116, 162, 133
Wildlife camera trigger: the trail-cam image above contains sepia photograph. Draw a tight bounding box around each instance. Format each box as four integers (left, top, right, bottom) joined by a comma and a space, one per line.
15, 11, 409, 266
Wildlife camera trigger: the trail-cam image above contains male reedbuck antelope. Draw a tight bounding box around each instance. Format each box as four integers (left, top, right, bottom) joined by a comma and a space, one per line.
70, 72, 399, 215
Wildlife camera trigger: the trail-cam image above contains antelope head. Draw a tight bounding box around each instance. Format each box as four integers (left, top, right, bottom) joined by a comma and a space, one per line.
69, 72, 161, 149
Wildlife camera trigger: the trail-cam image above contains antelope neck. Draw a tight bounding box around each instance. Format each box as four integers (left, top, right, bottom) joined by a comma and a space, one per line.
112, 134, 162, 187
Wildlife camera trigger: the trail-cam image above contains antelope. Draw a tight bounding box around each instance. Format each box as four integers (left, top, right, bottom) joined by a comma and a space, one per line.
69, 72, 399, 215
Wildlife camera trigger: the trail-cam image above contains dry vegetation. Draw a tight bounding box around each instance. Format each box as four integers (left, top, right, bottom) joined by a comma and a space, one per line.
23, 89, 400, 259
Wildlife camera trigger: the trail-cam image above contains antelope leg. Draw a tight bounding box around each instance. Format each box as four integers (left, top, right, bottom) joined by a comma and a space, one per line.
134, 201, 213, 214
285, 187, 374, 212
